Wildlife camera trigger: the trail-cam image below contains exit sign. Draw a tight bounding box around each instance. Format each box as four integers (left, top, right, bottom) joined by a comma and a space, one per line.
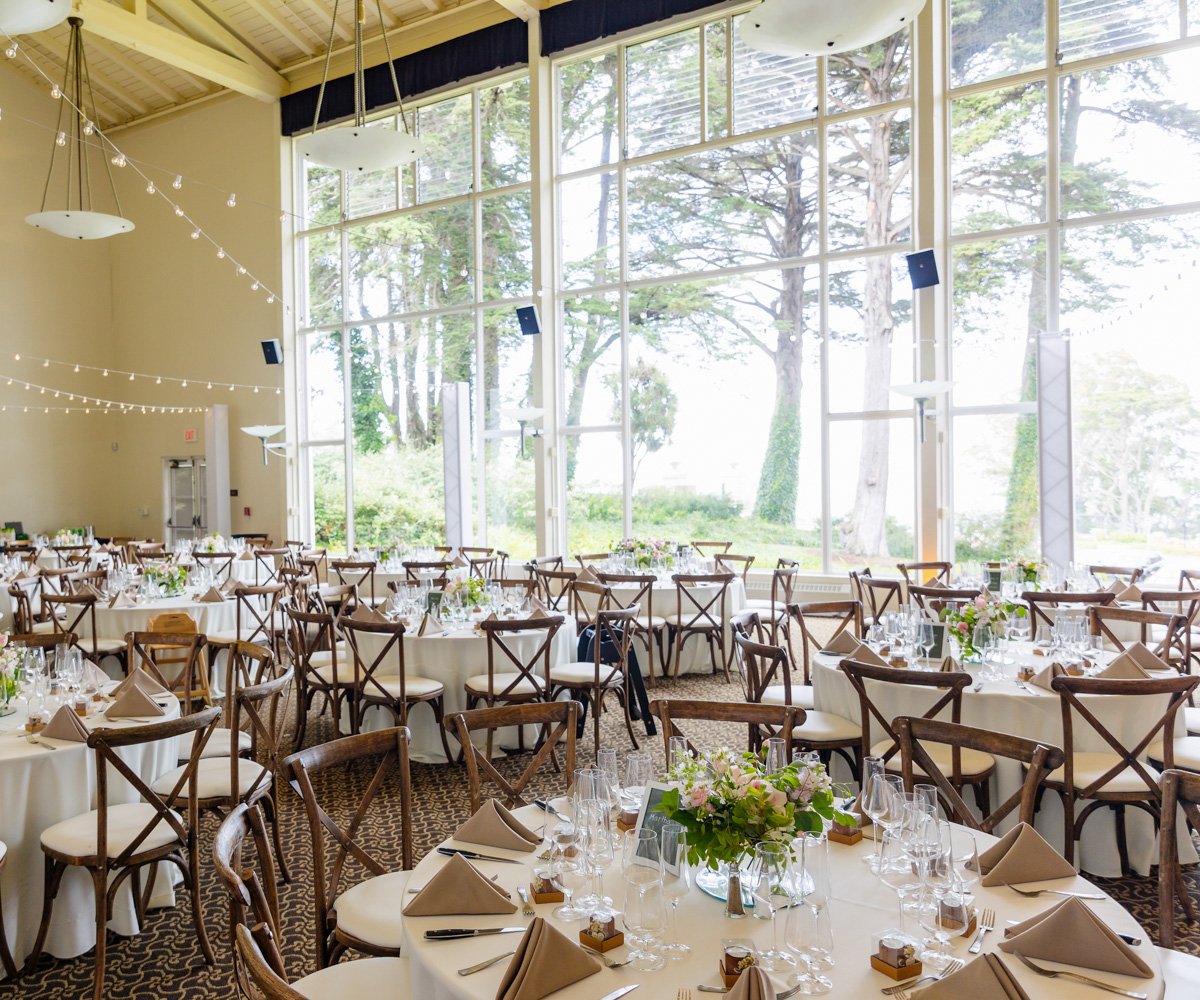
183, 429, 198, 443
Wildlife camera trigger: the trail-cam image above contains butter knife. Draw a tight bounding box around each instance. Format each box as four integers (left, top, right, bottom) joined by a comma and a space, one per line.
425, 927, 527, 940
597, 987, 639, 1000
437, 847, 523, 865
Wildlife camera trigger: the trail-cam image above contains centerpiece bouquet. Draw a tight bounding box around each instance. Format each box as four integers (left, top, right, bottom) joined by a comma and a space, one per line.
611, 537, 674, 569
1015, 558, 1041, 585
0, 634, 20, 715
939, 594, 1027, 660
197, 534, 227, 554
144, 563, 187, 596
443, 574, 487, 609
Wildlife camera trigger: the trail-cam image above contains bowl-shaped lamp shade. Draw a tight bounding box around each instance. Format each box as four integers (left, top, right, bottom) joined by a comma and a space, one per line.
25, 210, 134, 239
0, 0, 69, 34
297, 127, 425, 172
739, 0, 927, 57
241, 425, 287, 439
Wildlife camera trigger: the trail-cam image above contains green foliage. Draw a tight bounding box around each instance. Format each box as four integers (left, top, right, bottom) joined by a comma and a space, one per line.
608, 361, 678, 483
754, 402, 800, 524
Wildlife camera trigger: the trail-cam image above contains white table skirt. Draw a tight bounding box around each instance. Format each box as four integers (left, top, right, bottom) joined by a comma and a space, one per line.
341, 620, 578, 763
401, 804, 1164, 1000
0, 694, 181, 976
812, 649, 1197, 877
82, 596, 238, 641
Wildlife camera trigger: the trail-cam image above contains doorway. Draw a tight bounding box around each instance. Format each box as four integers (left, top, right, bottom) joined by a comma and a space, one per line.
164, 457, 207, 545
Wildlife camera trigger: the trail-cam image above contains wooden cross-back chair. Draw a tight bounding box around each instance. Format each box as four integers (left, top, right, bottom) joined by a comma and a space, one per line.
402, 560, 452, 588
787, 600, 864, 688
1087, 564, 1145, 588
567, 578, 609, 631
38, 567, 74, 602
894, 716, 1064, 833
315, 582, 359, 618
666, 572, 734, 681
444, 700, 581, 814
52, 544, 92, 569
467, 555, 497, 581
528, 554, 564, 577
288, 607, 347, 752
691, 540, 732, 558
127, 628, 209, 709
26, 707, 221, 1000
596, 571, 668, 684
532, 567, 576, 610
131, 543, 168, 565
276, 566, 317, 607
858, 575, 904, 625
193, 551, 235, 583
493, 576, 537, 598
649, 699, 800, 761
284, 727, 414, 967
1140, 590, 1200, 673
742, 563, 798, 648
298, 548, 328, 583
253, 548, 289, 586
66, 568, 107, 593
331, 559, 379, 606
1023, 589, 1116, 629
839, 658, 994, 812
549, 605, 639, 751
896, 561, 952, 586
1179, 569, 1200, 591
1051, 672, 1197, 872
574, 552, 611, 571
41, 593, 126, 666
1086, 605, 1188, 671
8, 575, 46, 633
907, 584, 983, 618
1158, 769, 1200, 949
714, 553, 754, 582
209, 584, 285, 655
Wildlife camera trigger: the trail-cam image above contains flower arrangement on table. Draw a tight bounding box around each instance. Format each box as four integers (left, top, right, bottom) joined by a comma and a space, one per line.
939, 594, 1027, 660
144, 563, 187, 596
0, 634, 20, 712
611, 537, 675, 569
1015, 558, 1041, 584
197, 534, 227, 554
443, 574, 487, 609
54, 528, 87, 545
657, 748, 849, 870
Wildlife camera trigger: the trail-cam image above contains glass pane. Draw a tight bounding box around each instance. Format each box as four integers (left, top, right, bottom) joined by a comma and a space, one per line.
417, 93, 474, 203
304, 231, 342, 327
951, 81, 1047, 235
481, 190, 533, 300
827, 28, 912, 112
1192, 0, 1200, 35
566, 433, 625, 555
950, 0, 1046, 88
951, 413, 1037, 561
828, 419, 915, 570
826, 256, 916, 414
558, 51, 620, 174
562, 293, 621, 429
826, 108, 913, 250
1060, 51, 1200, 218
626, 131, 818, 280
485, 433, 536, 560
309, 445, 346, 550
483, 307, 535, 432
346, 119, 399, 218
1058, 0, 1178, 63
705, 19, 728, 140
480, 76, 531, 187
304, 162, 340, 228
626, 28, 702, 157
560, 171, 619, 289
951, 234, 1045, 406
732, 12, 818, 134
303, 332, 344, 440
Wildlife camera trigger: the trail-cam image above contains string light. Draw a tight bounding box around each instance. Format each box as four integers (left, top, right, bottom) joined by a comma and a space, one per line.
54, 130, 65, 146
49, 84, 59, 99
82, 120, 93, 136
110, 153, 126, 167
5, 42, 18, 59
226, 193, 236, 208
5, 354, 280, 394
191, 228, 200, 239
146, 181, 155, 194
172, 175, 182, 189
174, 206, 184, 217
216, 248, 225, 259
0, 374, 206, 413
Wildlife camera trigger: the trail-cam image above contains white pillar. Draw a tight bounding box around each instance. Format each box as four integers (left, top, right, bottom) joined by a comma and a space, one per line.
1037, 334, 1073, 570
204, 404, 231, 537
442, 381, 472, 547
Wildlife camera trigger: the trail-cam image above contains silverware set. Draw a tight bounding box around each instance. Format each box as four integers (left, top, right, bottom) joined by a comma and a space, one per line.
968, 907, 996, 954
881, 957, 964, 995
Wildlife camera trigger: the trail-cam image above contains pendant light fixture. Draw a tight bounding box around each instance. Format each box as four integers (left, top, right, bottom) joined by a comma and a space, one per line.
740, 0, 927, 58
25, 17, 133, 240
296, 0, 423, 173
0, 0, 68, 35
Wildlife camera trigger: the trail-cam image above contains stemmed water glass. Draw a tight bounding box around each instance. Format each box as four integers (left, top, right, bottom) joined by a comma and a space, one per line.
659, 822, 692, 959
764, 736, 788, 774
917, 622, 934, 663
861, 769, 902, 872
622, 751, 652, 812
550, 819, 587, 920
746, 841, 795, 972
621, 828, 666, 972
784, 833, 833, 994
582, 799, 615, 909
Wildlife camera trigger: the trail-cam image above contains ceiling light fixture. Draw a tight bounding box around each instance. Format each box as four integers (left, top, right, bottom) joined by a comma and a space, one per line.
25, 17, 134, 240
740, 0, 927, 57
0, 0, 69, 35
296, 0, 423, 172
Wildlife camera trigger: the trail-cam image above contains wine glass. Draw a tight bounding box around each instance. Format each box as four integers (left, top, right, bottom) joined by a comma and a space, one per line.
917, 622, 934, 663
582, 800, 615, 909
746, 841, 795, 971
784, 833, 833, 994
659, 823, 692, 959
622, 751, 652, 812
596, 747, 621, 806
861, 771, 902, 872
550, 820, 587, 920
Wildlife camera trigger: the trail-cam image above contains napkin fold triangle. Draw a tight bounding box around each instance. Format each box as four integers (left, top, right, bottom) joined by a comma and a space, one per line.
108, 592, 135, 608
81, 661, 110, 689
1096, 649, 1152, 679
1116, 583, 1142, 603
1030, 661, 1067, 691
579, 564, 602, 583
726, 966, 777, 1000
914, 953, 1029, 999
999, 896, 1153, 978
529, 598, 551, 619
112, 667, 171, 699
235, 550, 253, 561
1105, 579, 1125, 594
821, 630, 859, 655
924, 577, 945, 589
453, 799, 540, 852
850, 640, 888, 667
106, 684, 167, 720
42, 704, 90, 742
401, 852, 517, 917
220, 578, 242, 595
349, 603, 389, 624
197, 586, 226, 603
939, 655, 962, 673
975, 821, 1076, 887
494, 917, 601, 1000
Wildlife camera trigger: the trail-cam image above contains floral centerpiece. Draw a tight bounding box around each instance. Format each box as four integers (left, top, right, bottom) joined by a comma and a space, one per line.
144, 563, 187, 596
197, 534, 227, 554
54, 528, 87, 546
443, 574, 487, 609
611, 537, 674, 569
939, 594, 1027, 661
1015, 558, 1041, 585
0, 634, 21, 716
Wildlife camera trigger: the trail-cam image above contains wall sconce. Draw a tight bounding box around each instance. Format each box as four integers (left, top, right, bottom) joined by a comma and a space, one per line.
891, 380, 954, 444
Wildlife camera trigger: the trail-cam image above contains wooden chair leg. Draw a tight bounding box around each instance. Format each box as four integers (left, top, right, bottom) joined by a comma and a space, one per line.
1060, 791, 1076, 866
0, 870, 17, 979
189, 842, 214, 966
90, 867, 108, 1000
1114, 804, 1131, 877
265, 792, 291, 885
592, 689, 602, 754
431, 697, 454, 764
25, 857, 66, 971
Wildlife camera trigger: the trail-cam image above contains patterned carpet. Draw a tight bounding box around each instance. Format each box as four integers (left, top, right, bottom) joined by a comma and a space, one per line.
10, 672, 1200, 1000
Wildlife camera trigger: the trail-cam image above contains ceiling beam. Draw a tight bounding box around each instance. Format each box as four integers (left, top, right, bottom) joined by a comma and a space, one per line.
73, 0, 287, 101
85, 34, 184, 103
153, 0, 281, 71
26, 35, 144, 122
491, 0, 540, 20
291, 0, 352, 43
237, 0, 319, 56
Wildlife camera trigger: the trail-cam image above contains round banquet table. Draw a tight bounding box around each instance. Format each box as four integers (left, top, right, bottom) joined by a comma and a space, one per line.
81, 594, 238, 642
344, 617, 578, 763
176, 558, 259, 586
0, 688, 182, 977
401, 803, 1165, 1000
811, 643, 1198, 877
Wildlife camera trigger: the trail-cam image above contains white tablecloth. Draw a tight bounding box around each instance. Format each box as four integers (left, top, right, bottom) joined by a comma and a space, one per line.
401, 804, 1164, 1000
0, 692, 181, 976
812, 647, 1197, 876
83, 595, 238, 641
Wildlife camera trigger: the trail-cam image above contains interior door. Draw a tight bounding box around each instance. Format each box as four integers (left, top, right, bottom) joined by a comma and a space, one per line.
165, 458, 207, 544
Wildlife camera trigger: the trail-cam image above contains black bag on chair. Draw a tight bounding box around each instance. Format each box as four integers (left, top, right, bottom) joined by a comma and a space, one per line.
574, 623, 656, 737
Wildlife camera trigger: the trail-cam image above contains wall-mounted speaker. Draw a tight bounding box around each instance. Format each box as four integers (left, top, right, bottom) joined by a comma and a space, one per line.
515, 305, 541, 336
261, 339, 283, 365
905, 250, 940, 289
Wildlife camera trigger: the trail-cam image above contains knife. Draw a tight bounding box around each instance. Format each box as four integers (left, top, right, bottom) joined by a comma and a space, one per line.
437, 846, 523, 865
425, 927, 527, 940
597, 987, 639, 1000
534, 798, 571, 823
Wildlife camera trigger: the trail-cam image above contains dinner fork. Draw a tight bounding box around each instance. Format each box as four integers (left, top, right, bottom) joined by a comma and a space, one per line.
968, 907, 995, 954
678, 990, 691, 1000
1004, 882, 1104, 900
1012, 952, 1148, 998
516, 886, 535, 917
881, 957, 965, 994
697, 984, 803, 997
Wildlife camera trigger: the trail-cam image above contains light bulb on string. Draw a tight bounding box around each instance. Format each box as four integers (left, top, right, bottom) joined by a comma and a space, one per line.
82, 120, 93, 136
228, 384, 234, 391
237, 266, 246, 275
146, 181, 155, 194
55, 131, 66, 147
128, 373, 135, 380
12, 354, 18, 361
191, 229, 200, 239
279, 212, 286, 223
172, 175, 182, 189
73, 364, 79, 372
266, 294, 275, 304
102, 369, 108, 376
50, 84, 60, 99
251, 281, 259, 290
275, 388, 281, 395
206, 382, 212, 389
42, 359, 48, 367
5, 43, 18, 59
155, 376, 162, 384
174, 206, 184, 217
216, 248, 225, 259
111, 153, 126, 167
226, 193, 237, 208
181, 380, 188, 388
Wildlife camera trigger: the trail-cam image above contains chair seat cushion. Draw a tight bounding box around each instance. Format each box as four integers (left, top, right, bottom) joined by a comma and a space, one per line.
743, 600, 789, 619
795, 711, 860, 742
192, 727, 252, 760
1158, 945, 1200, 997
549, 662, 622, 686
1185, 707, 1200, 736
208, 630, 268, 645
1151, 737, 1200, 772
366, 675, 444, 699
1046, 752, 1160, 793
91, 637, 127, 653
151, 756, 269, 799
465, 673, 544, 697
32, 621, 57, 634
875, 740, 995, 777
758, 684, 815, 709
308, 644, 348, 669
42, 802, 183, 857
332, 870, 410, 949
632, 614, 667, 629
292, 957, 409, 1000
661, 613, 723, 627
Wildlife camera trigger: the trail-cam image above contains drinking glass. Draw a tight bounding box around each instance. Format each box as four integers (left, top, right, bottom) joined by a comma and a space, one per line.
659, 823, 692, 958
746, 842, 794, 971
582, 800, 615, 909
914, 783, 938, 819
549, 820, 587, 920
764, 737, 788, 774
666, 735, 691, 775
861, 771, 902, 872
621, 878, 667, 972
622, 752, 652, 812
784, 834, 833, 994
596, 748, 621, 806
917, 622, 934, 662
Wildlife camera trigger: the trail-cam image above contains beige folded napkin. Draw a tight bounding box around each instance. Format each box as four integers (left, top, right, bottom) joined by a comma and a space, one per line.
1106, 579, 1125, 594
220, 578, 242, 595
1096, 649, 1152, 679
416, 612, 432, 637
726, 967, 777, 1000
197, 586, 225, 603
925, 578, 945, 590
349, 604, 388, 624
530, 598, 551, 619
999, 896, 1153, 977
81, 661, 110, 688
850, 640, 888, 667
975, 821, 1076, 886
80, 584, 104, 600
495, 917, 601, 1000
1030, 661, 1067, 691
106, 684, 166, 720
453, 554, 469, 568
822, 630, 859, 655
236, 550, 253, 561
1118, 641, 1164, 673
402, 852, 517, 916
111, 667, 171, 699
579, 564, 602, 583
914, 953, 1029, 999
454, 799, 540, 852
1116, 583, 1142, 603
108, 592, 135, 608
939, 655, 962, 673
43, 704, 90, 742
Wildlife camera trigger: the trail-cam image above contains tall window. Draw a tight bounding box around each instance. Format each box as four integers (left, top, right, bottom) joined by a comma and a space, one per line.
295, 76, 533, 550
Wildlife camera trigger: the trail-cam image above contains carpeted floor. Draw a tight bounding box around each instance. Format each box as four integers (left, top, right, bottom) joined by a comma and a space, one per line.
10, 672, 1200, 999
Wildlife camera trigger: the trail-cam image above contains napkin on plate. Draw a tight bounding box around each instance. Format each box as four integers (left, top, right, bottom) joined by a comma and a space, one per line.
850, 640, 889, 667
112, 667, 171, 699
108, 592, 135, 608
494, 917, 601, 1000
42, 704, 90, 742
726, 967, 777, 1000
939, 655, 963, 673
1030, 661, 1067, 691
196, 586, 225, 603
1095, 649, 1152, 679
349, 604, 389, 624
454, 799, 540, 852
914, 953, 1029, 999
106, 684, 167, 720
999, 896, 1153, 977
1116, 583, 1143, 603
820, 630, 859, 655
974, 821, 1076, 887
1113, 641, 1164, 674
401, 852, 517, 916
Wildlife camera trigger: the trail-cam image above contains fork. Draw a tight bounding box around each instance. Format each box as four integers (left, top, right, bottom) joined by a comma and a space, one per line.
1005, 882, 1104, 900
678, 990, 691, 1000
580, 943, 633, 969
516, 886, 535, 917
881, 957, 965, 994
697, 984, 803, 998
1011, 951, 1148, 998
968, 907, 995, 954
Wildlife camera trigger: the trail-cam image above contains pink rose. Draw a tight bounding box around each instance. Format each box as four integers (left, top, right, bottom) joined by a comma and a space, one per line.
974, 595, 988, 609
766, 789, 787, 810
0, 634, 7, 649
